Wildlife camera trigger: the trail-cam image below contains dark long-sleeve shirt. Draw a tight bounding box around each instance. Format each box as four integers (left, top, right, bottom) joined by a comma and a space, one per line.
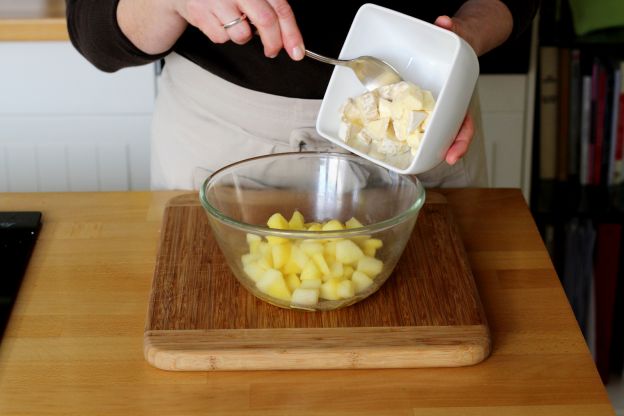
66, 0, 539, 99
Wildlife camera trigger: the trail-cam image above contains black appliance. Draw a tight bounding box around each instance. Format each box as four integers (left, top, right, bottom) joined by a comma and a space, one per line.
0, 212, 41, 341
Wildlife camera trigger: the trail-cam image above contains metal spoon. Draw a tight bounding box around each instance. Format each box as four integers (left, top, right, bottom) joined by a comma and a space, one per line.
305, 49, 402, 91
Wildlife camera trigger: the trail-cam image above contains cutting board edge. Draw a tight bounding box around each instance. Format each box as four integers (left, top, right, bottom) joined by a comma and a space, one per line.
144, 325, 491, 371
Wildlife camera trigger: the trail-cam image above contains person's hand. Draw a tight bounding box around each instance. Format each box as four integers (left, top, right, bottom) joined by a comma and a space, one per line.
173, 0, 305, 60
445, 113, 474, 165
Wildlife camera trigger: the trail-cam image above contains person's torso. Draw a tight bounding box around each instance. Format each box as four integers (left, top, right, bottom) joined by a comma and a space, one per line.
173, 1, 464, 98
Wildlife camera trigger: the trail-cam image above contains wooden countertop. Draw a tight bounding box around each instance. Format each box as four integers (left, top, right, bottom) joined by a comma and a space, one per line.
0, 189, 615, 415
0, 0, 68, 41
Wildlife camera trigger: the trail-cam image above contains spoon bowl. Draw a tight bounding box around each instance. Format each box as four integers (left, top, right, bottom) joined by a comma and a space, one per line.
305, 49, 402, 91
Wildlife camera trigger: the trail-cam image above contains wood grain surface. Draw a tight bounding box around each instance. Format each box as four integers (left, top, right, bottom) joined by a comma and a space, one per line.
0, 0, 68, 41
0, 190, 615, 415
144, 192, 490, 370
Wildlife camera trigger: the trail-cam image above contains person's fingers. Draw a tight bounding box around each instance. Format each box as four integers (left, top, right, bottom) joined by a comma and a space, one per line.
243, 0, 284, 58
434, 15, 454, 32
212, 2, 253, 45
265, 0, 304, 60
445, 113, 474, 165
176, 0, 230, 44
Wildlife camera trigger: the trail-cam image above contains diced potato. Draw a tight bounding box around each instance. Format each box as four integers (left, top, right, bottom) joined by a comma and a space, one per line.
312, 252, 330, 275
290, 245, 309, 269
241, 210, 386, 306
343, 265, 354, 279
267, 213, 289, 230
246, 233, 262, 244
288, 210, 306, 230
361, 238, 383, 257
266, 235, 289, 245
337, 280, 355, 299
257, 255, 273, 270
243, 262, 265, 283
241, 252, 259, 266
300, 241, 324, 256
246, 233, 262, 254
285, 273, 301, 292
323, 240, 338, 263
256, 269, 291, 301
258, 242, 271, 257
305, 222, 322, 231
322, 219, 345, 231
299, 278, 322, 289
291, 288, 319, 306
335, 239, 365, 265
357, 256, 384, 278
345, 217, 364, 229
271, 241, 291, 270
300, 261, 321, 281
329, 261, 344, 279
282, 257, 302, 275
351, 270, 374, 293
320, 279, 341, 300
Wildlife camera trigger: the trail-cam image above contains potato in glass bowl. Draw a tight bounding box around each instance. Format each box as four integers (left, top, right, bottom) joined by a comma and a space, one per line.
199, 152, 425, 311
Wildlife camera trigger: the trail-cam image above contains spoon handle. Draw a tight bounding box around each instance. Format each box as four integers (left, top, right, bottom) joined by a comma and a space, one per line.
305, 50, 348, 67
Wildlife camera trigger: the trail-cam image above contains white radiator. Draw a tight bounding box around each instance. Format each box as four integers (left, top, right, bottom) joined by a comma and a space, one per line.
0, 116, 151, 192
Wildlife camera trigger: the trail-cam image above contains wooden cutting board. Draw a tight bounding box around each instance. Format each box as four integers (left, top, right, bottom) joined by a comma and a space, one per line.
144, 192, 490, 371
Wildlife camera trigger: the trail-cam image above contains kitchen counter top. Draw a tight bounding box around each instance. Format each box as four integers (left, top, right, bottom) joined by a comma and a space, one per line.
0, 0, 67, 41
0, 189, 615, 415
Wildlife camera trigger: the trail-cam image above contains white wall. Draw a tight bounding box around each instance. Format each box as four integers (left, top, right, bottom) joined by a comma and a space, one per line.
0, 41, 155, 192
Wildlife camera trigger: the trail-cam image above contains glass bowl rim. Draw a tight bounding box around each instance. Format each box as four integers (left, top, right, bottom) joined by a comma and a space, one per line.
199, 152, 426, 237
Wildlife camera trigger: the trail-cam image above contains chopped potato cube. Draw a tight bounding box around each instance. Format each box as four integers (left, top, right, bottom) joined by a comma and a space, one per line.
337, 280, 355, 299
285, 273, 301, 292
292, 288, 319, 305
267, 213, 289, 230
299, 278, 322, 289
345, 217, 364, 229
305, 222, 322, 231
290, 245, 309, 269
322, 219, 345, 231
329, 261, 344, 279
271, 242, 291, 270
300, 241, 324, 256
266, 235, 289, 245
300, 261, 322, 281
357, 256, 384, 278
241, 253, 259, 266
246, 234, 262, 254
246, 233, 262, 243
320, 279, 340, 300
362, 238, 383, 257
243, 262, 265, 283
351, 270, 374, 293
312, 252, 330, 275
282, 257, 302, 275
256, 269, 291, 301
335, 239, 365, 265
288, 210, 306, 230
323, 240, 338, 263
343, 265, 354, 279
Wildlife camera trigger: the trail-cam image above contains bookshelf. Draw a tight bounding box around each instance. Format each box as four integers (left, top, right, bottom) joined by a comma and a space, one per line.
532, 0, 624, 412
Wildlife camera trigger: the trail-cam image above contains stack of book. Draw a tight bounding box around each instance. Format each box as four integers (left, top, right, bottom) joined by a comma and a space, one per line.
535, 44, 624, 385
539, 47, 624, 187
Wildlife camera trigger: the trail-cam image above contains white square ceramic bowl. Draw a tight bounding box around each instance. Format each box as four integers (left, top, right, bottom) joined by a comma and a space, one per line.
316, 3, 480, 175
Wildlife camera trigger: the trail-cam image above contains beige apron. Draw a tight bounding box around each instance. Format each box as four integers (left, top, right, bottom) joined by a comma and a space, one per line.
150, 52, 488, 190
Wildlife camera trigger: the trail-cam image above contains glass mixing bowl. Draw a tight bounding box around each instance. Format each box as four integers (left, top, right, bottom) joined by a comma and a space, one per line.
199, 152, 425, 311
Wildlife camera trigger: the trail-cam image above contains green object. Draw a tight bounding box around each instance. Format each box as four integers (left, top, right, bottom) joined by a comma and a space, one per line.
568, 0, 624, 35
